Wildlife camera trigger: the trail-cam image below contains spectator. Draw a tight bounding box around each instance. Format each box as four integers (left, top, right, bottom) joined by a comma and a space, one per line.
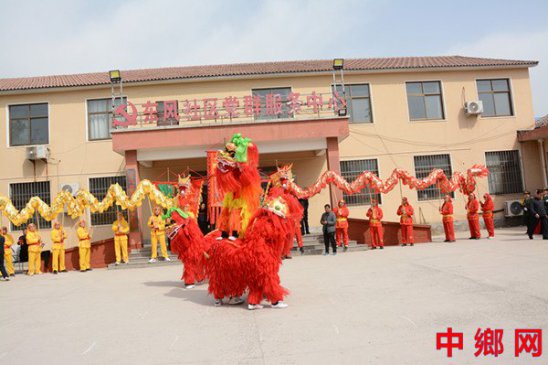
528, 189, 548, 240
18, 229, 28, 263
521, 191, 533, 233
0, 234, 9, 281
320, 204, 337, 256
198, 203, 210, 235
299, 198, 310, 235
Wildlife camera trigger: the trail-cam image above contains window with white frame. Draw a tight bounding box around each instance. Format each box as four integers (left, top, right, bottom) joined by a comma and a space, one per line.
10, 181, 51, 230
414, 154, 453, 201
89, 176, 128, 225
340, 159, 381, 205
333, 84, 373, 123
406, 81, 444, 120
485, 150, 523, 194
87, 98, 127, 140
477, 79, 513, 117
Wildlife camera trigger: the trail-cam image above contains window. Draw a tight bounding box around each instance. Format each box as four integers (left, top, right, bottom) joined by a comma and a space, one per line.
156, 101, 179, 126
10, 181, 51, 230
252, 87, 291, 120
333, 84, 373, 123
414, 154, 453, 201
485, 150, 523, 194
406, 81, 444, 120
87, 97, 127, 140
89, 176, 128, 225
340, 159, 381, 205
477, 79, 513, 117
9, 103, 49, 146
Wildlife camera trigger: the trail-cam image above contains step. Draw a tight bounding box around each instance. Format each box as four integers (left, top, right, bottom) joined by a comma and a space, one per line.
107, 258, 180, 270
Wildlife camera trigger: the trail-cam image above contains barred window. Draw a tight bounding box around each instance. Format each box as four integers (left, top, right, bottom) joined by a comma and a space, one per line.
252, 87, 291, 120
340, 159, 381, 206
10, 181, 51, 230
485, 150, 523, 194
89, 176, 128, 226
477, 79, 513, 117
414, 154, 453, 201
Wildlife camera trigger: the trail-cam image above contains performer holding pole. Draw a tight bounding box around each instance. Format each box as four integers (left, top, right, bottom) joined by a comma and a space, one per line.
26, 223, 43, 275
366, 198, 384, 249
148, 205, 170, 263
466, 193, 481, 239
51, 220, 67, 274
334, 199, 349, 251
112, 211, 129, 265
480, 193, 495, 239
439, 194, 456, 242
77, 219, 92, 272
397, 197, 414, 246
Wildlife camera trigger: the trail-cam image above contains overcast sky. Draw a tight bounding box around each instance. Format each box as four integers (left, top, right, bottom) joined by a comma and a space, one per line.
1, 0, 546, 116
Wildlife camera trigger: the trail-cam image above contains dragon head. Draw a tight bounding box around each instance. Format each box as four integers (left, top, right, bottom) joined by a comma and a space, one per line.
177, 174, 192, 196
270, 164, 294, 189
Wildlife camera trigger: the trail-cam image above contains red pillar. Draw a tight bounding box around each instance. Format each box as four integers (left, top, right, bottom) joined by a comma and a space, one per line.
125, 150, 143, 249
326, 137, 343, 208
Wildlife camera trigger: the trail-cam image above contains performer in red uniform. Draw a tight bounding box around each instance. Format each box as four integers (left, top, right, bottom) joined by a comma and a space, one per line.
366, 199, 384, 249
481, 193, 495, 239
466, 193, 481, 239
439, 194, 455, 242
334, 199, 349, 250
397, 197, 414, 246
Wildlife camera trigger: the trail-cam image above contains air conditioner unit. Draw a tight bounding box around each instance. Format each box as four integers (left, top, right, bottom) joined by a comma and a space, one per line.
464, 100, 483, 115
26, 146, 50, 160
504, 200, 523, 217
59, 183, 80, 196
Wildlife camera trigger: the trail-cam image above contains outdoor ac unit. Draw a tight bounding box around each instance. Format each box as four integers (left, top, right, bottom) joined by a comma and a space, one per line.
26, 145, 50, 160
464, 100, 483, 115
59, 183, 80, 196
504, 200, 523, 217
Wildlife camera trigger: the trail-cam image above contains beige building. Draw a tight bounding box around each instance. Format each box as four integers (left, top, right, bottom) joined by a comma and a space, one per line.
0, 55, 542, 249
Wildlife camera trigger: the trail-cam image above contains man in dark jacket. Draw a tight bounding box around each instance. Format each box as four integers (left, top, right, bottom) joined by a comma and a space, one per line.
320, 204, 337, 255
299, 198, 310, 235
522, 191, 533, 233
528, 190, 548, 239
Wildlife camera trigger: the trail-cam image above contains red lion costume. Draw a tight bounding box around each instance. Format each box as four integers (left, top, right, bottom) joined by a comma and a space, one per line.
206, 195, 293, 309
215, 133, 262, 240
166, 208, 210, 287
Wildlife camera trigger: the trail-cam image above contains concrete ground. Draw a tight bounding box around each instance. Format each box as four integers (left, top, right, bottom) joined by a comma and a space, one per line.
1, 227, 547, 365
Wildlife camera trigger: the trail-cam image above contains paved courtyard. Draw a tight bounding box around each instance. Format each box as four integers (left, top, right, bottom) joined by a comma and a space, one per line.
1, 227, 547, 365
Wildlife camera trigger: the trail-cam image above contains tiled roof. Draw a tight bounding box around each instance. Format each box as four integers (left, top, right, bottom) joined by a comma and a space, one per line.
0, 55, 538, 93
535, 114, 548, 128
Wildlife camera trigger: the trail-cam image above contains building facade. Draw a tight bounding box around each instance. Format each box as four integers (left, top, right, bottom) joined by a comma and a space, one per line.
0, 56, 541, 249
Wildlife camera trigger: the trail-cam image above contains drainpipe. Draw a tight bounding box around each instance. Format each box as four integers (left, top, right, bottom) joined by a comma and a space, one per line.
539, 139, 548, 188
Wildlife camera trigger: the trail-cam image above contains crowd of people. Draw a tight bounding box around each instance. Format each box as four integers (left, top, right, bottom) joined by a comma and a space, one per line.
1, 189, 543, 281
318, 193, 497, 256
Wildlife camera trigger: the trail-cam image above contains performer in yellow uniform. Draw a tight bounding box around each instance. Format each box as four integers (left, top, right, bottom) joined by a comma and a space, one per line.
77, 219, 92, 272
112, 212, 129, 265
26, 223, 43, 276
51, 221, 67, 274
2, 227, 15, 276
148, 206, 170, 263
